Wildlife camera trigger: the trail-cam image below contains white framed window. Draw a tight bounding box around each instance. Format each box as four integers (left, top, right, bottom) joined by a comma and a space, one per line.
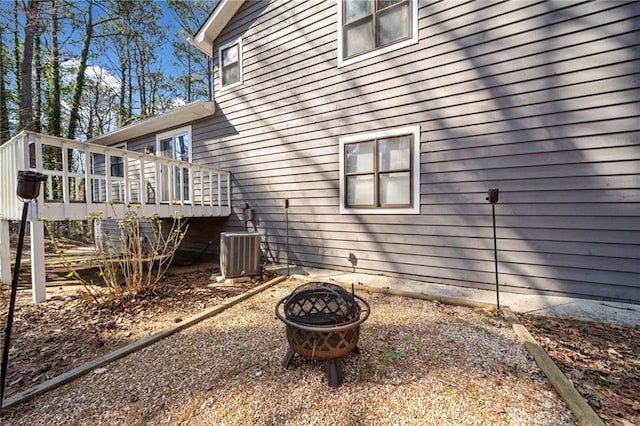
339, 125, 421, 214
218, 37, 243, 91
156, 126, 192, 203
337, 0, 418, 67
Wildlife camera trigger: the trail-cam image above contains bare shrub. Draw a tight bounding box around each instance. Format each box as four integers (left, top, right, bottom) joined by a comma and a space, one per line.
45, 203, 188, 306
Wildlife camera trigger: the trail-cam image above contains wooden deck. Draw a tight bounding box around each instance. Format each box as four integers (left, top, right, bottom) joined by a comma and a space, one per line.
0, 131, 232, 302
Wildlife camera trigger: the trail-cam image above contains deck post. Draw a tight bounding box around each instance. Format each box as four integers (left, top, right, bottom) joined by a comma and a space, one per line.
29, 219, 47, 303
0, 220, 10, 284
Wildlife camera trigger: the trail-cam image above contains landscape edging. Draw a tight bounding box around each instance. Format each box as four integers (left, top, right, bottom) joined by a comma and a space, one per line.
2, 275, 286, 410
335, 282, 604, 426
502, 307, 605, 426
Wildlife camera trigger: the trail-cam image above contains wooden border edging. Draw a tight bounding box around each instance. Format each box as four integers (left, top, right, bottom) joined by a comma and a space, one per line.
347, 283, 604, 426
2, 275, 286, 410
502, 307, 605, 426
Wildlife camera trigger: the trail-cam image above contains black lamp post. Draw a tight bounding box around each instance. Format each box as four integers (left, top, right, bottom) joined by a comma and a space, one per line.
1, 171, 47, 414
486, 188, 500, 311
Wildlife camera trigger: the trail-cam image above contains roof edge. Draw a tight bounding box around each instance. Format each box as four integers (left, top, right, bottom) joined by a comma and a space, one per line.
89, 101, 215, 146
189, 0, 246, 56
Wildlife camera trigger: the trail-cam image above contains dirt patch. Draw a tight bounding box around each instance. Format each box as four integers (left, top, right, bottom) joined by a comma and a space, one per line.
520, 314, 640, 425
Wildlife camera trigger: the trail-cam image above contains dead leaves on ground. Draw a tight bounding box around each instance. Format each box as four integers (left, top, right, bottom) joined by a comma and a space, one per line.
520, 314, 640, 425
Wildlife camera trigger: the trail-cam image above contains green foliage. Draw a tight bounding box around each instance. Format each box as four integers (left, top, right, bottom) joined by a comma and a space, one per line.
596, 375, 613, 389
383, 349, 405, 363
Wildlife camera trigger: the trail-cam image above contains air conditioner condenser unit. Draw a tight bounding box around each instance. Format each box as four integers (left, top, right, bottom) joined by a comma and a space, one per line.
220, 232, 260, 278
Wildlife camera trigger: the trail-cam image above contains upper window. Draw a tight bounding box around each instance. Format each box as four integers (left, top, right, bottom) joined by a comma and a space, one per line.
337, 0, 418, 67
218, 37, 243, 90
339, 125, 421, 214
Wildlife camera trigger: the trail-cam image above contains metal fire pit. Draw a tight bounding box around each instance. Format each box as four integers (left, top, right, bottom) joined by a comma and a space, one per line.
275, 282, 370, 387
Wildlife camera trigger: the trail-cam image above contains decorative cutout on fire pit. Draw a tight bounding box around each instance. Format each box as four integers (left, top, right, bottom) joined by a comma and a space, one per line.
275, 282, 370, 388
284, 282, 360, 325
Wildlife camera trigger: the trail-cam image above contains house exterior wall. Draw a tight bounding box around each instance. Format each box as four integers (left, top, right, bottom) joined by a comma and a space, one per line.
193, 0, 639, 302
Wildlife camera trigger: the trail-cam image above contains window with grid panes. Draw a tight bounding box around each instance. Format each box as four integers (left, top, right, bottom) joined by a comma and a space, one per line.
219, 38, 242, 89
341, 0, 415, 63
340, 125, 420, 214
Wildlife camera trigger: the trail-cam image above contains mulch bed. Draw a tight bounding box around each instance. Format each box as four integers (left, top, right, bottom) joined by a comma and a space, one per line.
520, 314, 640, 425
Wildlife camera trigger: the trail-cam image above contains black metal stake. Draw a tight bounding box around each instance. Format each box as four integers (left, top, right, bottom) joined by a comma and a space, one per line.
284, 199, 289, 276
492, 203, 500, 311
1, 170, 46, 415
0, 201, 29, 414
486, 188, 500, 312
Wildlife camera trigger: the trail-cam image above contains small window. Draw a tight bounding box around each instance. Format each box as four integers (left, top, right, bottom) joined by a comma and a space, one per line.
219, 37, 243, 90
338, 0, 418, 67
339, 125, 420, 214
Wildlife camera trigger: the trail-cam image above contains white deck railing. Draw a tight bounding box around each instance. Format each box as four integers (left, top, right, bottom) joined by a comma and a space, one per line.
0, 131, 231, 221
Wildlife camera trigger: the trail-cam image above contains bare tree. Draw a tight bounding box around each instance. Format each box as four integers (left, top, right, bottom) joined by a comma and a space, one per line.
0, 25, 10, 143
46, 0, 62, 137
20, 0, 42, 131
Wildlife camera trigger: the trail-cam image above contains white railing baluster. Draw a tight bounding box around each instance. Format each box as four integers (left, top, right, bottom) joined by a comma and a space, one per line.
0, 130, 231, 221
155, 161, 160, 206
84, 146, 91, 203
123, 155, 129, 205
139, 156, 145, 204
61, 142, 69, 205
208, 171, 213, 207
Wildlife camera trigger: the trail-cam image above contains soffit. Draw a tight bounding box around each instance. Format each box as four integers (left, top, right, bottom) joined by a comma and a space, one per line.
89, 101, 215, 146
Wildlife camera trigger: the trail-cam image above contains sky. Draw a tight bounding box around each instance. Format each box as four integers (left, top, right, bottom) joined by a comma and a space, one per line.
80, 1, 198, 91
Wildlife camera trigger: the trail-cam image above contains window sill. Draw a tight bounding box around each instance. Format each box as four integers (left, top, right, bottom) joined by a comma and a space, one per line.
338, 36, 418, 68
340, 205, 420, 215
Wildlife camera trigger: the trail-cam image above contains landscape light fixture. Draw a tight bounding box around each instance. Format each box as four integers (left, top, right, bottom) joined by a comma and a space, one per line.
0, 171, 47, 414
486, 188, 500, 311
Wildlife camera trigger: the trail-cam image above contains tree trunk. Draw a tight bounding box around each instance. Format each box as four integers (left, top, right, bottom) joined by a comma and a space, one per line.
118, 60, 127, 127
127, 50, 133, 121
47, 0, 61, 137
187, 54, 192, 103
33, 33, 42, 133
0, 27, 10, 144
20, 0, 40, 131
67, 0, 93, 140
13, 4, 21, 125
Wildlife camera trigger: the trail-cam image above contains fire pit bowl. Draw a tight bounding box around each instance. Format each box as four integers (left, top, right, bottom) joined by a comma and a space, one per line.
275, 282, 370, 387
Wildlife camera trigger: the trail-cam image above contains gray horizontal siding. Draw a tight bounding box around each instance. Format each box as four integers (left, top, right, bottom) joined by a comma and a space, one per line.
188, 0, 640, 302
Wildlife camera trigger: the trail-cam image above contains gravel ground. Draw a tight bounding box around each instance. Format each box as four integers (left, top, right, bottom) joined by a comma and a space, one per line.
3, 277, 573, 425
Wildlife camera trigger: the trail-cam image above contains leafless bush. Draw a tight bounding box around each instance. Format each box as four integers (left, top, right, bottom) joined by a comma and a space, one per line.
45, 203, 188, 306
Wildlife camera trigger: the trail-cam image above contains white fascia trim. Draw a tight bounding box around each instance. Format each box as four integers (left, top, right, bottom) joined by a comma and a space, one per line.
188, 36, 213, 56
190, 0, 246, 57
218, 37, 244, 92
337, 0, 419, 68
339, 124, 421, 215
155, 125, 193, 163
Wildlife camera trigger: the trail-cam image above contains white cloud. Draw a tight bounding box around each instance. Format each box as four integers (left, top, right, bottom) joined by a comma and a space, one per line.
60, 59, 121, 90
